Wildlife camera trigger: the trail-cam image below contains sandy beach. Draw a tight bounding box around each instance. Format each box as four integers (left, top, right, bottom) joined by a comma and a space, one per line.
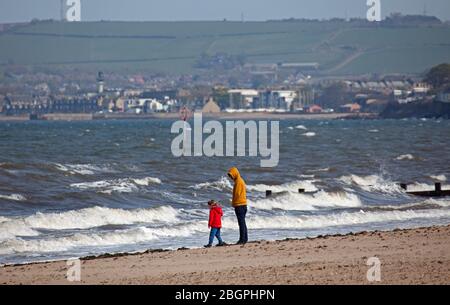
1, 225, 448, 285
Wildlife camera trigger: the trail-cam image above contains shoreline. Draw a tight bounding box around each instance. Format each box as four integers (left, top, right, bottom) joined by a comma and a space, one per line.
0, 112, 376, 122
1, 225, 449, 284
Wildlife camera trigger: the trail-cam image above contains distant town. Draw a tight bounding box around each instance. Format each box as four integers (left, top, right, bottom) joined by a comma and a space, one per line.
1, 15, 450, 120
1, 63, 449, 120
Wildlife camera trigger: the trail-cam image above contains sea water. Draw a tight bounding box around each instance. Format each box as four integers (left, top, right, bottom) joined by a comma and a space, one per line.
0, 118, 449, 264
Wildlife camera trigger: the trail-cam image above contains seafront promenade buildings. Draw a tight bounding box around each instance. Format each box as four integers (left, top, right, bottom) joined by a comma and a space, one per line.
0, 71, 439, 116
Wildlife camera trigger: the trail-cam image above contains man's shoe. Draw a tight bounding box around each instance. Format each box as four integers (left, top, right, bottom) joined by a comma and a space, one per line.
217, 242, 226, 247
204, 244, 212, 248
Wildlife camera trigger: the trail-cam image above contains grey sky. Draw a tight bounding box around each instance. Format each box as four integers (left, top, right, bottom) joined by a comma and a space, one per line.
1, 0, 449, 23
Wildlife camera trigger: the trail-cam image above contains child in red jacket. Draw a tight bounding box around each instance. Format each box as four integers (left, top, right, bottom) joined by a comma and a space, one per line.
204, 200, 226, 248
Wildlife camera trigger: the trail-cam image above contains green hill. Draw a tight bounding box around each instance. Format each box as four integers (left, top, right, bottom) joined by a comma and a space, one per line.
1, 20, 450, 75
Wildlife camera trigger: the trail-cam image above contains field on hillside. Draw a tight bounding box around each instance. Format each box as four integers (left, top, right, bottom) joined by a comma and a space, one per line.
0, 21, 450, 75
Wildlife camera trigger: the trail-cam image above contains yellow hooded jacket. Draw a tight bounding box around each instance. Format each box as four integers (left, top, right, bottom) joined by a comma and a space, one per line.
228, 167, 247, 207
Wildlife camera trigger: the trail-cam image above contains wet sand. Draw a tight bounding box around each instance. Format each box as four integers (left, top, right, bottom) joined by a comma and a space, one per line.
0, 225, 449, 285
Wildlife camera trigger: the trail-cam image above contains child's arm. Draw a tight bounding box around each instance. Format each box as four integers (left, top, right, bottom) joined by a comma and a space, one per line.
208, 210, 212, 228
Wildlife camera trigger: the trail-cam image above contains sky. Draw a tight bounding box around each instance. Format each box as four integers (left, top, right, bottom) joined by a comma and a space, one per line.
1, 0, 449, 23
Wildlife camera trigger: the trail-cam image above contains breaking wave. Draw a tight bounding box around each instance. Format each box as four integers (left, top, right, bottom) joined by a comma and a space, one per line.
395, 154, 414, 161
302, 132, 316, 137
234, 208, 450, 230
0, 194, 27, 202
250, 190, 361, 211
191, 178, 318, 195
191, 176, 232, 191
0, 222, 207, 255
0, 206, 179, 241
54, 163, 117, 175
70, 176, 161, 194
308, 167, 330, 173
429, 174, 447, 182
247, 180, 318, 193
339, 174, 402, 194
1, 207, 449, 256
407, 182, 450, 192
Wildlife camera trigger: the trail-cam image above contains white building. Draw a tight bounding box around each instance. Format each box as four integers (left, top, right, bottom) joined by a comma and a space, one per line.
412, 83, 431, 94
228, 89, 259, 108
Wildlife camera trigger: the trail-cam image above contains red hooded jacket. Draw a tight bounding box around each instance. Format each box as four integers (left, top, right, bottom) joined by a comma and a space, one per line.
208, 205, 223, 228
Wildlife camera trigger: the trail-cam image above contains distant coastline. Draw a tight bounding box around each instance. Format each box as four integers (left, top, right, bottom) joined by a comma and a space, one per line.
0, 112, 375, 122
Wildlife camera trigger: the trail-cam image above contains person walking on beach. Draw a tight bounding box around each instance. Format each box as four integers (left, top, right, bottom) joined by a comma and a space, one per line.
204, 200, 225, 248
227, 167, 248, 245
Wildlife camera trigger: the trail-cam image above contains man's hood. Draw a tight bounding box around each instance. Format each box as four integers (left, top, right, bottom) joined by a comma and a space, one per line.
228, 167, 241, 180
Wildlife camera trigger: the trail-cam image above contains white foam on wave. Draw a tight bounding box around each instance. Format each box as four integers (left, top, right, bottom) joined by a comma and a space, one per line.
133, 177, 162, 185
191, 176, 232, 191
407, 182, 450, 192
296, 125, 308, 130
70, 176, 161, 194
395, 154, 414, 161
2, 207, 450, 255
0, 206, 179, 241
299, 174, 315, 178
368, 129, 379, 133
250, 190, 361, 211
0, 221, 207, 255
160, 191, 204, 204
228, 208, 450, 230
0, 194, 27, 202
247, 180, 318, 193
308, 167, 330, 173
423, 198, 450, 207
192, 177, 318, 195
302, 132, 316, 137
429, 174, 447, 182
339, 174, 402, 193
0, 221, 39, 241
55, 163, 117, 175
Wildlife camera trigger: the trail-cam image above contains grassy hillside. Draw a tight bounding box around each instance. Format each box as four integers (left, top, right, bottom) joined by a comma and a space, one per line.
0, 21, 449, 75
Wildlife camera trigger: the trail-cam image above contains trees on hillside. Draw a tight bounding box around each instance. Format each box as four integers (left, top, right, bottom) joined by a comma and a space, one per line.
424, 63, 450, 90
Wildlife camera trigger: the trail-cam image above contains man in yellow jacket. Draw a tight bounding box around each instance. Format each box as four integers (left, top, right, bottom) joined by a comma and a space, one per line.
227, 167, 248, 244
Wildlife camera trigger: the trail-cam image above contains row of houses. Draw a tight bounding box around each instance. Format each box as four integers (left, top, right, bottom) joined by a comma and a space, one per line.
0, 97, 102, 115
345, 80, 418, 91
227, 88, 315, 111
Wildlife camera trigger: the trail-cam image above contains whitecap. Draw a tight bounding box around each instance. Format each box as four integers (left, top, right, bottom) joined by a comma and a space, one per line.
249, 190, 361, 211
70, 176, 161, 194
302, 132, 316, 137
395, 154, 414, 161
247, 180, 318, 193
0, 194, 27, 202
223, 208, 450, 231
339, 174, 402, 194
429, 174, 447, 182
191, 176, 232, 191
0, 205, 180, 241
0, 221, 206, 255
55, 163, 117, 175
